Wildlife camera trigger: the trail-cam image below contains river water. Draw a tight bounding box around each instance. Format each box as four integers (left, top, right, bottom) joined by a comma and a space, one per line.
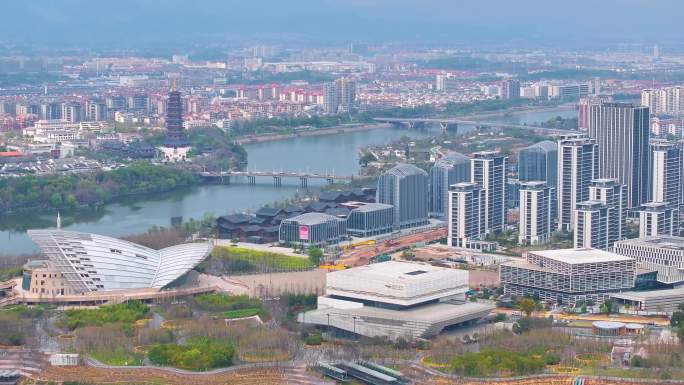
0, 107, 575, 255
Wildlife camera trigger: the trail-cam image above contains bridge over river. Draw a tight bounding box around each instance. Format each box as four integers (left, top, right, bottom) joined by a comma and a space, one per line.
373, 117, 579, 134
199, 170, 354, 187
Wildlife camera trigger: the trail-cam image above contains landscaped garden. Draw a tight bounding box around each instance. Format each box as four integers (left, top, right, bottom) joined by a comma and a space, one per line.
450, 349, 547, 377
192, 293, 268, 319
50, 294, 301, 370
147, 337, 235, 371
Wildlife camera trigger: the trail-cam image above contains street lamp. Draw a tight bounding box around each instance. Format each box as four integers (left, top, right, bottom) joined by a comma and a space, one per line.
352, 316, 358, 339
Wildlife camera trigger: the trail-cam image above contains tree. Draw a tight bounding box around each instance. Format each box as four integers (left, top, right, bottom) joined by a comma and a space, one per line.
671, 311, 684, 327
677, 324, 684, 341
307, 247, 323, 266
519, 298, 536, 317
631, 355, 646, 367
600, 299, 615, 315
359, 152, 377, 167
512, 317, 553, 334
49, 192, 63, 208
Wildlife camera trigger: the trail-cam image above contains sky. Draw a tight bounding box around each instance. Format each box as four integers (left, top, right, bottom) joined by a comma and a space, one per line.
2, 0, 683, 48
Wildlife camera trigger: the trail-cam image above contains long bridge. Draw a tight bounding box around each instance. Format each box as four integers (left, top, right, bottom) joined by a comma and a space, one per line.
373, 117, 579, 134
199, 170, 354, 187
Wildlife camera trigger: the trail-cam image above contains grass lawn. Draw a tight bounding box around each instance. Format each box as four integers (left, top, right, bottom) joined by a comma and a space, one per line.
90, 347, 144, 366
223, 308, 262, 319
568, 321, 594, 328
208, 246, 313, 273
61, 301, 149, 330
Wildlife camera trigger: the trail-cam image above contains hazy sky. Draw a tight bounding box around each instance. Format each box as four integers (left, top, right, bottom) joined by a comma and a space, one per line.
2, 0, 683, 48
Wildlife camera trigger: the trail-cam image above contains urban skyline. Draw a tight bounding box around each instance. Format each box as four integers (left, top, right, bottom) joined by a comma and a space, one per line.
4, 1, 684, 383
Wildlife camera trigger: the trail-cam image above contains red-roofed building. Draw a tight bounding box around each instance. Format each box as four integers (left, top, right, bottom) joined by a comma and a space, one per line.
0, 151, 24, 158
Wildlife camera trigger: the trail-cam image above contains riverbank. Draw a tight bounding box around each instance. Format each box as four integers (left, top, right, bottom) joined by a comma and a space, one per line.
233, 103, 576, 145
448, 102, 576, 121
0, 162, 198, 215
234, 122, 391, 144
1, 105, 576, 255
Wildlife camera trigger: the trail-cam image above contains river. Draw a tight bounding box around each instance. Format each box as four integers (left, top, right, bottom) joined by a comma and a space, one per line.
0, 106, 575, 256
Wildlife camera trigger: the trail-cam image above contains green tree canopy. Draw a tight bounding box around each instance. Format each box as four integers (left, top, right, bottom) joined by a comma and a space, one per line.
307, 247, 323, 266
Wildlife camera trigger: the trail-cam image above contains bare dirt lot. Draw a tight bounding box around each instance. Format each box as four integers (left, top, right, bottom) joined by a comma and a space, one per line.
227, 269, 327, 297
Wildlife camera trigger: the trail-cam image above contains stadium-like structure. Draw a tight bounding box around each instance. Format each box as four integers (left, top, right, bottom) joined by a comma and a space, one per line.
26, 230, 212, 293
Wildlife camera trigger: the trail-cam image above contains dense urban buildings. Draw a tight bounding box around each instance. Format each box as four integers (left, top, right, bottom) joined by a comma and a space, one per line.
588, 102, 650, 208
429, 152, 470, 218
376, 163, 429, 230
500, 248, 636, 306
6, 3, 684, 383
518, 181, 553, 246
557, 135, 599, 231
641, 86, 684, 115
298, 261, 493, 340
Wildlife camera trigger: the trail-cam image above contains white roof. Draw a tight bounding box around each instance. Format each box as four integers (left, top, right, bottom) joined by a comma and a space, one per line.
616, 236, 684, 251
330, 260, 457, 282
27, 230, 212, 293
530, 248, 633, 264
326, 261, 468, 306
593, 321, 625, 329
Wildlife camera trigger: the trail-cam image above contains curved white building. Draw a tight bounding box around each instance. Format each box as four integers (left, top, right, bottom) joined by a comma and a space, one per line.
27, 230, 212, 293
